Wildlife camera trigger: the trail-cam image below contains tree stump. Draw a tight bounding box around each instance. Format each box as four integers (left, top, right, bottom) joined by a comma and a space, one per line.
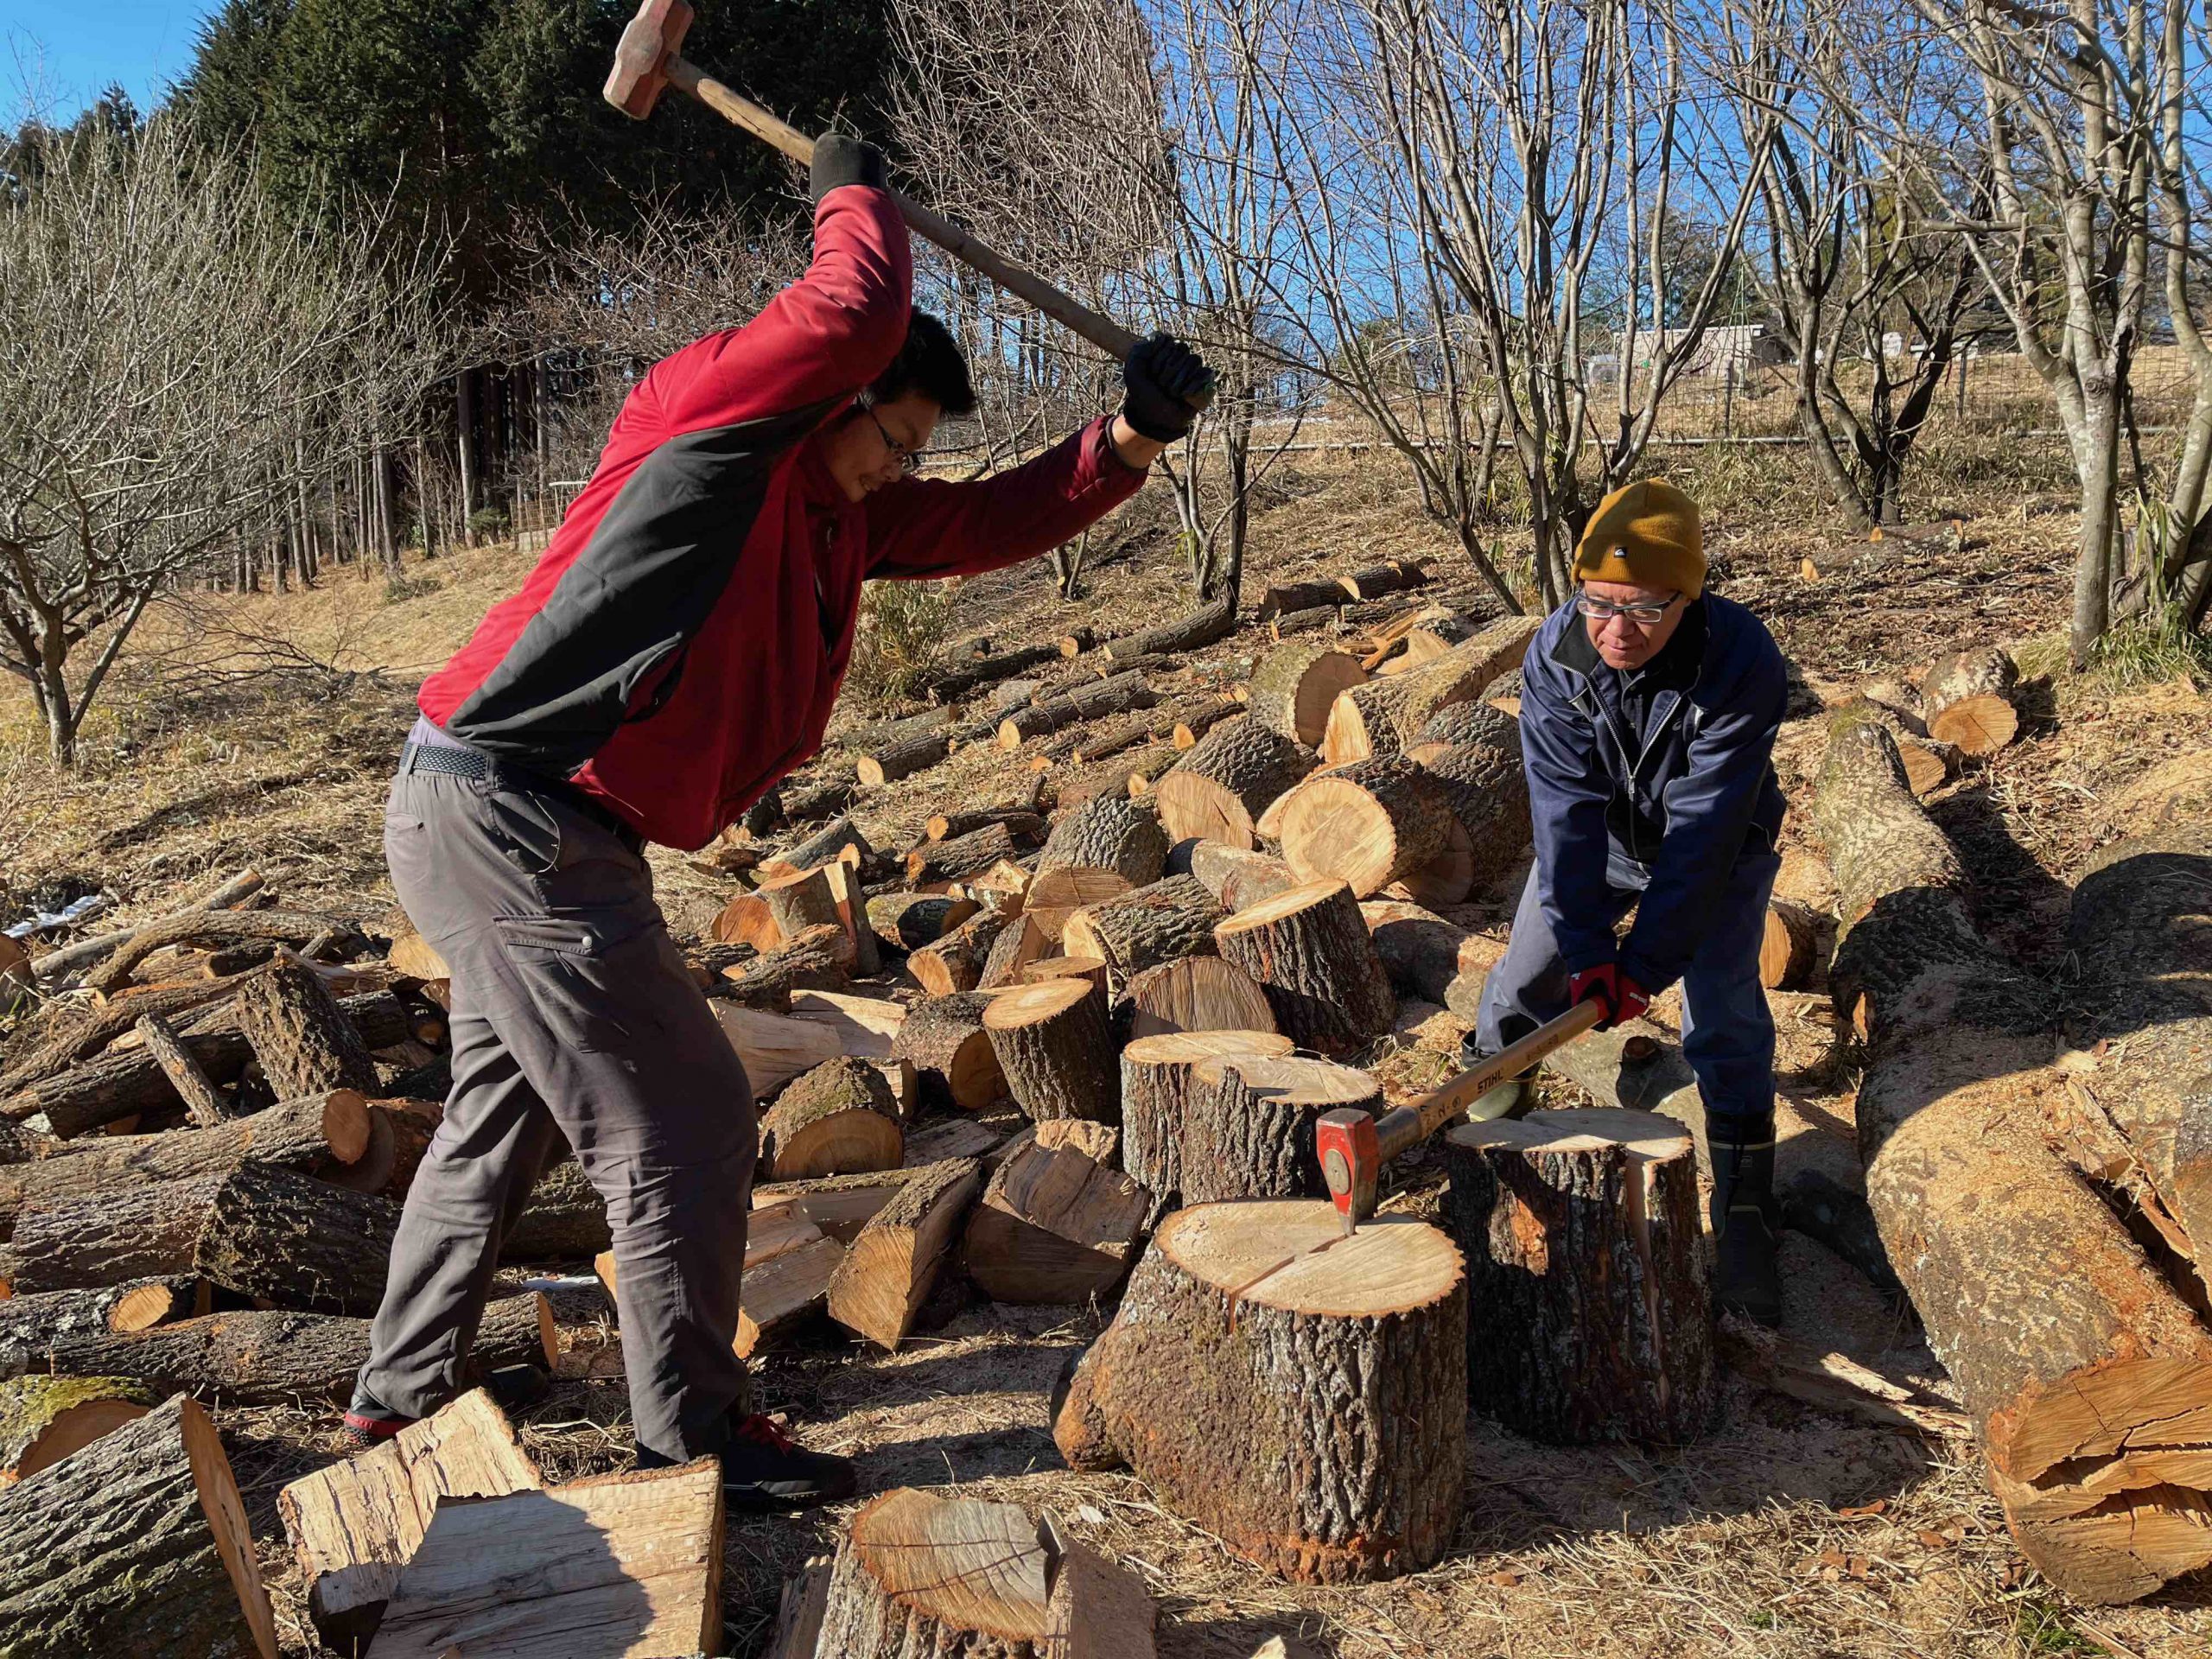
234, 957, 379, 1097
1123, 957, 1277, 1042
1921, 645, 2019, 754
889, 994, 1007, 1113
1248, 642, 1367, 747
0, 1395, 277, 1656
1061, 875, 1222, 996
816, 1487, 1156, 1658
963, 1136, 1151, 1304
1153, 717, 1314, 849
1213, 881, 1395, 1056
1053, 1201, 1466, 1583
982, 979, 1119, 1122
1035, 794, 1170, 887
0, 1375, 155, 1483
758, 1058, 904, 1180
1183, 1054, 1382, 1203
911, 910, 1013, 996
1120, 1031, 1296, 1205
1442, 1109, 1715, 1444
1275, 754, 1455, 898
1319, 617, 1537, 764
826, 1158, 982, 1351
1759, 898, 1824, 989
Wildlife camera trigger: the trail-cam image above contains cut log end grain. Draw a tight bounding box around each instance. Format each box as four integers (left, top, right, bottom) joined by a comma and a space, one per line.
1019, 956, 1110, 995
1442, 1109, 1714, 1445
1124, 956, 1278, 1041
1060, 875, 1223, 995
1052, 1200, 1465, 1584
759, 1058, 904, 1181
711, 893, 782, 953
1921, 645, 2021, 756
758, 865, 842, 941
1248, 643, 1367, 747
1120, 1030, 1298, 1205
982, 977, 1119, 1122
1760, 899, 1824, 990
963, 1137, 1151, 1305
909, 910, 1012, 996
826, 1158, 982, 1351
889, 995, 1007, 1114
0, 1375, 155, 1484
1319, 615, 1539, 766
855, 732, 950, 787
1154, 719, 1314, 850
1213, 880, 1395, 1057
1925, 694, 2019, 755
1276, 756, 1454, 898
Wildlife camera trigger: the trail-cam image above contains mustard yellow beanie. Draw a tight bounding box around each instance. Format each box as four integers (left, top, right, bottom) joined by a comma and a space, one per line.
1572, 479, 1705, 599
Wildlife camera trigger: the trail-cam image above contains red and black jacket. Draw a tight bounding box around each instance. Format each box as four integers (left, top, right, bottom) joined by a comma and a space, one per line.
418, 184, 1146, 850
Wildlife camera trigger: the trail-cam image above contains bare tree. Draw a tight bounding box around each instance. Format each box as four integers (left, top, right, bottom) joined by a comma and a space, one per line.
0, 115, 451, 761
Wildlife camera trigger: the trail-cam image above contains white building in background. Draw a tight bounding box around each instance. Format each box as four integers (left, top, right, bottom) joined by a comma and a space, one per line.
1615, 323, 1789, 378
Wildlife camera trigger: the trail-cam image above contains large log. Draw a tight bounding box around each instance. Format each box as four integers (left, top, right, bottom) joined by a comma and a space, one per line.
0, 1393, 277, 1657
867, 893, 978, 954
718, 925, 854, 1009
1053, 1201, 1466, 1583
1248, 641, 1366, 747
931, 640, 1066, 702
1760, 898, 1824, 989
1815, 713, 2212, 1604
235, 957, 382, 1097
1338, 557, 1431, 599
1274, 753, 1455, 899
816, 1488, 1156, 1659
978, 912, 1050, 988
1921, 645, 2020, 754
1122, 956, 1277, 1042
963, 1136, 1150, 1304
1185, 842, 1297, 911
1416, 739, 1532, 897
1061, 875, 1222, 996
84, 906, 352, 998
1414, 699, 1522, 750
758, 865, 842, 944
1183, 1053, 1381, 1202
1442, 1109, 1714, 1444
759, 1058, 905, 1180
888, 994, 1007, 1113
982, 978, 1119, 1122
826, 1158, 982, 1351
1360, 900, 1493, 1006
0, 973, 261, 1100
1213, 880, 1395, 1056
998, 670, 1158, 748
1103, 594, 1236, 661
1319, 616, 1538, 765
499, 1157, 612, 1262
908, 821, 1020, 886
1034, 794, 1169, 887
1153, 717, 1314, 849
1119, 1031, 1295, 1207
0, 1375, 155, 1484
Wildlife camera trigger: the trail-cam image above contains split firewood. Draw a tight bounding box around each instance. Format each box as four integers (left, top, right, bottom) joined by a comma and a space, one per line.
759, 1058, 904, 1180
889, 994, 1008, 1113
1214, 880, 1396, 1056
998, 670, 1157, 748
84, 907, 356, 999
1920, 645, 2020, 754
0, 1394, 277, 1658
907, 821, 1019, 886
29, 868, 262, 988
599, 1221, 845, 1357
1443, 1109, 1715, 1444
1374, 628, 1455, 675
978, 912, 1050, 987
372, 1461, 723, 1659
821, 861, 881, 977
1120, 1030, 1295, 1204
758, 865, 842, 945
1025, 868, 1133, 943
826, 1157, 983, 1350
910, 909, 1014, 995
956, 859, 1033, 917
1815, 712, 2212, 1604
982, 979, 1119, 1122
1275, 753, 1455, 899
1035, 793, 1170, 887
1123, 956, 1277, 1042
1103, 595, 1236, 662
1319, 616, 1538, 765
1360, 900, 1496, 1006
1185, 842, 1298, 911
1154, 717, 1315, 849
718, 925, 855, 1009
817, 1488, 1156, 1657
0, 1376, 156, 1484
866, 893, 978, 954
765, 1560, 833, 1659
1054, 1200, 1465, 1583
1760, 898, 1825, 990
753, 1173, 906, 1243
1247, 641, 1367, 747
1060, 875, 1222, 997
962, 1136, 1150, 1304
711, 893, 783, 953
1184, 1052, 1382, 1201
278, 1389, 542, 1652
499, 1158, 611, 1262
785, 989, 904, 1060
0, 1276, 207, 1351
707, 1004, 844, 1097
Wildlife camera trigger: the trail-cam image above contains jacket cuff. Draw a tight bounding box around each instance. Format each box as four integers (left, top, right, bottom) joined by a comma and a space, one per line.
1096, 416, 1147, 474
1617, 943, 1676, 996
1558, 940, 1618, 977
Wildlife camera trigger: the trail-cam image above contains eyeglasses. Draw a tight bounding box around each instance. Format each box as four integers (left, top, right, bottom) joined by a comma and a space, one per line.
1575, 590, 1681, 626
868, 408, 920, 474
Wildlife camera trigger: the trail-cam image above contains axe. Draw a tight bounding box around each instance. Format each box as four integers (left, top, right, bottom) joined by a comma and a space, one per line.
606, 0, 1141, 361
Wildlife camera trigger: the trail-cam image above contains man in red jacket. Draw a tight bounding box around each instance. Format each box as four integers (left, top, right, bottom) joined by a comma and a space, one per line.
346, 134, 1211, 1507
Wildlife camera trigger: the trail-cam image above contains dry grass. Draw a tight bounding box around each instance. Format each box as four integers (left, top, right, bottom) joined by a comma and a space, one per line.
6, 447, 2212, 1656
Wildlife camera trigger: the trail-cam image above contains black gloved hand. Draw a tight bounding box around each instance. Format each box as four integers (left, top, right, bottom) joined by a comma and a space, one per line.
810, 132, 888, 204
1120, 333, 1217, 442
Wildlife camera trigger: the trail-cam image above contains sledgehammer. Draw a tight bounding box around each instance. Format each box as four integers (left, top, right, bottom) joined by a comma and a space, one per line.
1316, 999, 1606, 1236
606, 0, 1141, 360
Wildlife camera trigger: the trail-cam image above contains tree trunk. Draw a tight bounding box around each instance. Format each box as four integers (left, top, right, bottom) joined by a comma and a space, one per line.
1249, 643, 1367, 748
758, 1058, 904, 1181
455, 368, 478, 544
962, 1136, 1150, 1305
1213, 881, 1395, 1056
982, 979, 1119, 1122
1119, 1030, 1294, 1208
1053, 1201, 1466, 1583
825, 1158, 982, 1351
887, 994, 1007, 1114
1102, 596, 1236, 662
1153, 717, 1314, 849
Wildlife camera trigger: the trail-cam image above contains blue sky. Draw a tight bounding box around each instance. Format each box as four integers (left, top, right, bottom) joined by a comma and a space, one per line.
1, 1, 213, 121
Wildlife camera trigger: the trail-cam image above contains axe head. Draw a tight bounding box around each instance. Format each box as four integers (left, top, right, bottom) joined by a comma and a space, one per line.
604, 0, 695, 120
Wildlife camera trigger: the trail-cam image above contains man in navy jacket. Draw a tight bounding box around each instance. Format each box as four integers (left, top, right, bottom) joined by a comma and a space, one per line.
1468, 480, 1789, 1324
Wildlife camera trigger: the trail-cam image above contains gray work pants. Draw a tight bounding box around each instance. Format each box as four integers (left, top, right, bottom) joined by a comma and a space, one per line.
357, 741, 755, 1462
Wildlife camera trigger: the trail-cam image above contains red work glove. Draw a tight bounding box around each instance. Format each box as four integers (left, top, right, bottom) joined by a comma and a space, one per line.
1568, 963, 1649, 1032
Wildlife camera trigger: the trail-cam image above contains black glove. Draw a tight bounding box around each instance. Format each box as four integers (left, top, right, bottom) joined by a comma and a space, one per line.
1120, 333, 1217, 442
810, 132, 888, 203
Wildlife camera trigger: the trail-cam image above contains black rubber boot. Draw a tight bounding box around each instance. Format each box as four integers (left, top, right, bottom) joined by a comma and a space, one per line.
646, 1414, 858, 1511
1709, 1126, 1783, 1328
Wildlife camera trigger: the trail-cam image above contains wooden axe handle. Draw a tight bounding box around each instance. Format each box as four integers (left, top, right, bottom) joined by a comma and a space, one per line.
1375, 999, 1607, 1161
669, 60, 1142, 361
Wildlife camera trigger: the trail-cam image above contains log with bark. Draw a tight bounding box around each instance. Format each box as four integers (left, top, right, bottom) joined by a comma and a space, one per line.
1415, 698, 1522, 751
982, 978, 1119, 1122
888, 994, 1007, 1113
1415, 739, 1532, 899
0, 973, 263, 1099
842, 705, 957, 757
1338, 557, 1431, 600
978, 912, 1050, 988
1260, 577, 1353, 620
924, 800, 1046, 844
1185, 842, 1298, 911
1274, 753, 1456, 899
1153, 717, 1315, 849
1760, 898, 1825, 990
1020, 957, 1111, 995
499, 1157, 612, 1262
1442, 1109, 1714, 1444
29, 868, 262, 988
0, 1393, 277, 1657
136, 1012, 231, 1126
931, 640, 1066, 702
1267, 603, 1338, 639
825, 1157, 982, 1350
1180, 1053, 1381, 1203
909, 909, 1014, 996
816, 1487, 1156, 1658
1360, 900, 1497, 1007
1167, 694, 1242, 749
1070, 709, 1160, 766
1053, 1201, 1466, 1582
82, 907, 358, 1000
855, 731, 950, 786
907, 821, 1020, 887
962, 1135, 1151, 1304
716, 925, 855, 1010
1122, 956, 1278, 1042
1213, 881, 1396, 1056
998, 670, 1158, 748
758, 865, 842, 944
1920, 645, 2020, 755
1248, 641, 1367, 747
1319, 616, 1538, 765
1120, 1030, 1294, 1205
1035, 794, 1170, 887
0, 1276, 206, 1352
0, 1375, 156, 1484
758, 1058, 905, 1180
1103, 595, 1236, 661
778, 816, 872, 876
234, 956, 381, 1098
1813, 711, 2212, 1603
1060, 875, 1223, 996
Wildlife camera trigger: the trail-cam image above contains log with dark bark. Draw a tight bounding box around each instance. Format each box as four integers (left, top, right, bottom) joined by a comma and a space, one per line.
1261, 577, 1353, 619
1760, 898, 1824, 990
1275, 754, 1455, 899
1119, 1030, 1294, 1205
719, 925, 854, 1009
977, 912, 1049, 988
1035, 794, 1170, 887
779, 817, 871, 875
866, 893, 979, 955
816, 1488, 1156, 1658
759, 1058, 905, 1180
1070, 709, 1160, 766
136, 1012, 230, 1126
0, 974, 258, 1100
1442, 1109, 1714, 1444
855, 731, 950, 786
1053, 1201, 1466, 1583
825, 1158, 982, 1350
0, 1375, 155, 1483
962, 1136, 1150, 1304
0, 1276, 206, 1351
0, 1294, 551, 1406
0, 1393, 276, 1658
1338, 557, 1431, 600
1319, 617, 1538, 765
1248, 642, 1366, 747
1268, 603, 1338, 639
83, 907, 353, 998
1103, 595, 1236, 662
842, 705, 956, 757
998, 670, 1158, 748
1921, 645, 2020, 754
777, 777, 855, 828
29, 867, 262, 988
1167, 694, 1241, 748
758, 866, 842, 944
924, 799, 1046, 843
1182, 1054, 1380, 1203
1123, 956, 1277, 1042
1060, 875, 1222, 997
496, 1158, 611, 1262
1153, 717, 1314, 849
931, 641, 1066, 702
888, 994, 1007, 1113
907, 821, 1019, 886
1213, 881, 1395, 1056
1416, 738, 1531, 899
1360, 900, 1495, 1007
235, 957, 381, 1098
1813, 711, 2212, 1604
982, 978, 1119, 1122
910, 909, 1014, 996
1415, 698, 1522, 751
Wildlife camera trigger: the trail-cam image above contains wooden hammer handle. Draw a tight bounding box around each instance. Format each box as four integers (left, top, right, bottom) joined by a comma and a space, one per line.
671, 61, 1142, 361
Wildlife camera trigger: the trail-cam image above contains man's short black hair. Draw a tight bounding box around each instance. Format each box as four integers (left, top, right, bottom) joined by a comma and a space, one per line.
862, 308, 977, 417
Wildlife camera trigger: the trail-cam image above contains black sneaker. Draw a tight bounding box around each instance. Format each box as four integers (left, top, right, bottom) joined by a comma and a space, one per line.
1709, 1129, 1783, 1328
715, 1414, 858, 1511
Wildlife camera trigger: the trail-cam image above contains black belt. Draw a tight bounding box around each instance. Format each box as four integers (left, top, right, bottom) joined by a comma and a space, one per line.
399, 733, 645, 854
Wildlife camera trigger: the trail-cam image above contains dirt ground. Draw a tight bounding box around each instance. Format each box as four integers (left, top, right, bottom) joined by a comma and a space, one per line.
5, 446, 2211, 1657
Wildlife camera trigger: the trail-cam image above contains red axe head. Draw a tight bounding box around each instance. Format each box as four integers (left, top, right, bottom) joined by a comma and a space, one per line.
604, 0, 695, 120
